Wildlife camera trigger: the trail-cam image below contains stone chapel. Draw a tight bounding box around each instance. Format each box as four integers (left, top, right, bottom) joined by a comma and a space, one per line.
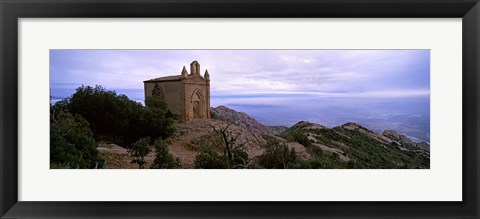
143, 61, 211, 123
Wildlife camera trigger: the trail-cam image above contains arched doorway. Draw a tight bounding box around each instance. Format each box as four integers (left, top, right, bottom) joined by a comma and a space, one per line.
191, 90, 203, 119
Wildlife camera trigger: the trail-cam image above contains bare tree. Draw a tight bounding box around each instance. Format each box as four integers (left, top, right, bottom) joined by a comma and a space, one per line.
209, 121, 252, 168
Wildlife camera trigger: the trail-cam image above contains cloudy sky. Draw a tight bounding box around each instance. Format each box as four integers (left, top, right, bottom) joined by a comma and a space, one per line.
50, 50, 430, 98
50, 50, 430, 141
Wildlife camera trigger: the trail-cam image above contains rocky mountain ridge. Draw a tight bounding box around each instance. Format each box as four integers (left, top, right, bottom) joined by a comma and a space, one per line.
281, 120, 430, 168
211, 105, 287, 135
382, 129, 430, 151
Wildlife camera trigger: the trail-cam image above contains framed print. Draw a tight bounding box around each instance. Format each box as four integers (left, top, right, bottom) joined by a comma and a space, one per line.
1, 0, 479, 218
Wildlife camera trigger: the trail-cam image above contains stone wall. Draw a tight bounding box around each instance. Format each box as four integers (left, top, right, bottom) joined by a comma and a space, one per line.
144, 80, 184, 116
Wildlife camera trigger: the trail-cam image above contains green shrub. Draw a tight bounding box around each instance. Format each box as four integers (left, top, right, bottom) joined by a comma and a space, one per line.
194, 148, 230, 169
145, 96, 167, 109
210, 110, 217, 119
150, 139, 181, 169
68, 85, 131, 141
285, 131, 311, 147
66, 85, 175, 146
128, 104, 175, 145
258, 139, 297, 169
306, 145, 324, 157
293, 131, 312, 147
50, 102, 103, 169
231, 149, 249, 168
128, 137, 151, 168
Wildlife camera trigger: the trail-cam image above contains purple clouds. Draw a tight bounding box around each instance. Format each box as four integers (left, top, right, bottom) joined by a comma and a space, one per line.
50, 50, 430, 97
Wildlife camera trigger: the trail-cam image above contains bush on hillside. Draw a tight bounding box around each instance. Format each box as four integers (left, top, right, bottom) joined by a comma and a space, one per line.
50, 101, 103, 168
258, 139, 297, 169
128, 137, 151, 169
150, 139, 181, 169
66, 85, 175, 146
194, 148, 230, 169
231, 149, 249, 168
285, 131, 311, 147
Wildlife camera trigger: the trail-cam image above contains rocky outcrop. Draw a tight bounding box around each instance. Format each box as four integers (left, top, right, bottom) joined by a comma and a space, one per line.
280, 120, 430, 168
382, 130, 430, 151
287, 121, 326, 133
211, 105, 284, 135
170, 119, 314, 167
341, 123, 393, 145
270, 126, 288, 134
415, 142, 430, 152
282, 121, 351, 162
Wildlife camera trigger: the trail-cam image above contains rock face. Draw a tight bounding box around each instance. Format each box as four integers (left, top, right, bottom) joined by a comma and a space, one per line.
211, 105, 285, 135
415, 142, 430, 152
270, 126, 289, 134
382, 130, 430, 151
290, 120, 326, 131
171, 119, 268, 167
284, 121, 350, 162
342, 123, 394, 145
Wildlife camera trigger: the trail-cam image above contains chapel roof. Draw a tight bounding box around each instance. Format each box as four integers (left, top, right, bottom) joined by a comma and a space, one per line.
144, 75, 183, 82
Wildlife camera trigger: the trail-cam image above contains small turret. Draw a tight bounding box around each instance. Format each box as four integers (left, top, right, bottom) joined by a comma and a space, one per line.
204, 69, 210, 80
190, 60, 200, 75
181, 66, 188, 78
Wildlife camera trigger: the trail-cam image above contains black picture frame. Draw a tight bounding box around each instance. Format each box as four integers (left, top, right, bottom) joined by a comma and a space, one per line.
1, 0, 479, 218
